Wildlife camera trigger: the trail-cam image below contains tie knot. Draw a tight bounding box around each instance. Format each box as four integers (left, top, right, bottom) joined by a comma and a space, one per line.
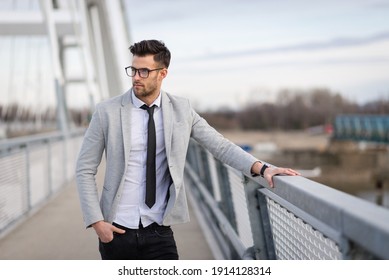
141, 104, 156, 115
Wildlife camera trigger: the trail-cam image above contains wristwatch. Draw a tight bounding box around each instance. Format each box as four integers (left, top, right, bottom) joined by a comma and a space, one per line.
260, 164, 269, 177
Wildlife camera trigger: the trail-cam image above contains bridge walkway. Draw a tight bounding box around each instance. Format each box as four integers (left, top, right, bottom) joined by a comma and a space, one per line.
0, 175, 213, 260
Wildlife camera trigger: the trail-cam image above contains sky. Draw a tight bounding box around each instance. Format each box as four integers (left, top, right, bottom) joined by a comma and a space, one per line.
0, 0, 389, 112
124, 0, 389, 111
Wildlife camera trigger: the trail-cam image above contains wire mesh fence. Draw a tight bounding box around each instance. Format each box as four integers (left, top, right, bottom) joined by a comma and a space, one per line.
0, 131, 84, 236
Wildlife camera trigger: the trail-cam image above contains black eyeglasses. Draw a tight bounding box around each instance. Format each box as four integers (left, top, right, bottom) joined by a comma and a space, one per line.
125, 66, 164, 78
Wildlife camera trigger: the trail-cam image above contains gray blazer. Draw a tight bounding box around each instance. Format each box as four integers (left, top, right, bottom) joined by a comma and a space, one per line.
76, 89, 258, 227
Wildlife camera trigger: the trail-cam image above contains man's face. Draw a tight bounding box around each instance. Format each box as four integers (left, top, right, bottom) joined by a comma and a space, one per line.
131, 54, 167, 99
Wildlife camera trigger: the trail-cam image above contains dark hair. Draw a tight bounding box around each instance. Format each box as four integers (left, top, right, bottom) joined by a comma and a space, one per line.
129, 40, 171, 68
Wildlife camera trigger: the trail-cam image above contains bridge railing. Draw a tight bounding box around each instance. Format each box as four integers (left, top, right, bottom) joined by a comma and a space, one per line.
185, 139, 389, 260
0, 129, 84, 237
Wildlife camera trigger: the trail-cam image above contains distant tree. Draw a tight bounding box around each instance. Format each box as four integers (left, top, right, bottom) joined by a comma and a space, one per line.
361, 97, 389, 115
200, 107, 239, 130
200, 88, 389, 131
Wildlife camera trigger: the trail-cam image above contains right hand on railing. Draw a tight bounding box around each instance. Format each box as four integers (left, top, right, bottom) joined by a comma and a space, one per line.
251, 161, 300, 188
264, 166, 301, 188
92, 220, 125, 243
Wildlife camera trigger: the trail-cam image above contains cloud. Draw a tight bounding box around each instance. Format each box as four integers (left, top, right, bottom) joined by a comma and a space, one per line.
184, 31, 389, 61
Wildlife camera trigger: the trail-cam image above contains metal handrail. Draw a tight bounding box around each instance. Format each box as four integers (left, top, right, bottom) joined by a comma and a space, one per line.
250, 174, 389, 259
185, 139, 389, 259
0, 128, 85, 153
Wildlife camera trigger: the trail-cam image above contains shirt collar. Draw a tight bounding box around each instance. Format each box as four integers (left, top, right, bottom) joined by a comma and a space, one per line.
131, 89, 161, 108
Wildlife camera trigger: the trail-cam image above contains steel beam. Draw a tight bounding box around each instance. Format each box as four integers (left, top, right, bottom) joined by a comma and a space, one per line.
0, 11, 80, 36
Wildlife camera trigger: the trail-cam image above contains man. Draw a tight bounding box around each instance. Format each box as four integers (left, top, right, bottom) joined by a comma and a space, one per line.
76, 39, 299, 260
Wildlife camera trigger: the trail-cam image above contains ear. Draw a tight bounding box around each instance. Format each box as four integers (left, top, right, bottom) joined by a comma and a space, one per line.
160, 68, 168, 79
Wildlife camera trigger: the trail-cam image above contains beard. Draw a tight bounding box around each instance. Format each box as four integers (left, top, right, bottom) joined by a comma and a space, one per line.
133, 80, 158, 98
133, 86, 151, 97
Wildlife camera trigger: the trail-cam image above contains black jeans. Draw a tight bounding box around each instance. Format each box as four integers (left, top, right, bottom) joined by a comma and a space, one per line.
98, 223, 179, 260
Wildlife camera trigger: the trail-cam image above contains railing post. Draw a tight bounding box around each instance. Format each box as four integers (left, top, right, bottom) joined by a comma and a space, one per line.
47, 138, 53, 197
215, 160, 237, 231
244, 178, 276, 259
198, 149, 214, 195
25, 144, 32, 213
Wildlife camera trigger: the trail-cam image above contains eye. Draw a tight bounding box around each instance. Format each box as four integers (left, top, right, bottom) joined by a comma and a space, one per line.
139, 68, 149, 75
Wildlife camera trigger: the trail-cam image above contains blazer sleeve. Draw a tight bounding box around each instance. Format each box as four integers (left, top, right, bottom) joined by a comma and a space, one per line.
189, 106, 258, 176
75, 105, 105, 227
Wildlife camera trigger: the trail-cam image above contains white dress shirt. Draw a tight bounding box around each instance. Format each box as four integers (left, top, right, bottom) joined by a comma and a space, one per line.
113, 91, 172, 229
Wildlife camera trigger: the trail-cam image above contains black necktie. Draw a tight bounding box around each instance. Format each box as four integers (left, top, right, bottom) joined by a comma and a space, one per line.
141, 104, 156, 208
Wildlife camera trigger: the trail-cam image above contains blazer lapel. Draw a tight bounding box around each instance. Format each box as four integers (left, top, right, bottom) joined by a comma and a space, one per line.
161, 91, 173, 160
121, 90, 133, 164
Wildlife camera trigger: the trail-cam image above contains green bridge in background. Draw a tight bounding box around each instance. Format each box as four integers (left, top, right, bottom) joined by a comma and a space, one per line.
333, 115, 389, 144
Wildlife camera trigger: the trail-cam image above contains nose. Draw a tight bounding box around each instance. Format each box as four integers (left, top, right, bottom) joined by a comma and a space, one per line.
133, 70, 141, 80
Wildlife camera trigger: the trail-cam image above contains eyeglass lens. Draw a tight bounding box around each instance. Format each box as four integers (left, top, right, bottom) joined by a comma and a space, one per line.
132, 67, 149, 78
126, 67, 149, 78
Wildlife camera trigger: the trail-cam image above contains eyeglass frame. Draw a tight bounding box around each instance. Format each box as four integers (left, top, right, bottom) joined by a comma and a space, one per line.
125, 66, 164, 78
